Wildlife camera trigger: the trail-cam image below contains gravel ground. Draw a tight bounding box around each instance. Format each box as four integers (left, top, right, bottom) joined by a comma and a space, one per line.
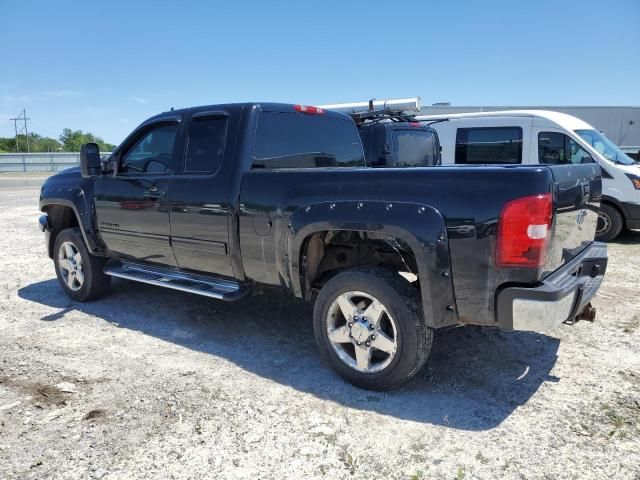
0, 177, 639, 480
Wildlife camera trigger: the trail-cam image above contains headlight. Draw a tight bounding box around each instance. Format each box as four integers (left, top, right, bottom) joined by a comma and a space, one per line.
626, 174, 640, 190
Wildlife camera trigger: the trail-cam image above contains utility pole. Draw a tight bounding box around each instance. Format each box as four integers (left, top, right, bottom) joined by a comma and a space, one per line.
10, 109, 31, 152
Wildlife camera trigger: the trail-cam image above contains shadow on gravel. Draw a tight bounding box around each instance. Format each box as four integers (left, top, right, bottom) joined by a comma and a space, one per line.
19, 278, 560, 431
610, 229, 640, 244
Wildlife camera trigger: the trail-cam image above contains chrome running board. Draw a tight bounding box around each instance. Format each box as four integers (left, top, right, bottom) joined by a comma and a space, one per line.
104, 261, 249, 301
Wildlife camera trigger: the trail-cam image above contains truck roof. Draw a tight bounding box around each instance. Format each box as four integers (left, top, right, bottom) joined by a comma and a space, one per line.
150, 102, 352, 121
416, 109, 595, 131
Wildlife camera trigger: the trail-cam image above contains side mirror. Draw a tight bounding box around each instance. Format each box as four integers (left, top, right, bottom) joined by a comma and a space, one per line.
80, 143, 101, 178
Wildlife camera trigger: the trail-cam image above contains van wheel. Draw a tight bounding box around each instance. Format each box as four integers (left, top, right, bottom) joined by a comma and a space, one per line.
53, 227, 110, 301
596, 203, 623, 242
313, 267, 432, 390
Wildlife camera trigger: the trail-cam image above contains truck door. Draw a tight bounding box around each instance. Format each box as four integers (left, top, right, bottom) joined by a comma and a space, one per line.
94, 118, 181, 267
169, 111, 235, 278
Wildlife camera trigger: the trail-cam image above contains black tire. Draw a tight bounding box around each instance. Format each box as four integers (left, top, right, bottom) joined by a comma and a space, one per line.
596, 203, 623, 242
53, 227, 110, 301
313, 267, 432, 390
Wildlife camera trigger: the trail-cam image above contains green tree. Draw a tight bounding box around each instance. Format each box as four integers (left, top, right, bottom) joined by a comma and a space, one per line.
0, 137, 16, 153
0, 133, 62, 153
60, 128, 116, 152
0, 129, 115, 153
59, 128, 115, 152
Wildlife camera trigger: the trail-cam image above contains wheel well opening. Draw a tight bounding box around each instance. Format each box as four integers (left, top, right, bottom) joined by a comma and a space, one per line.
43, 204, 80, 257
299, 230, 419, 299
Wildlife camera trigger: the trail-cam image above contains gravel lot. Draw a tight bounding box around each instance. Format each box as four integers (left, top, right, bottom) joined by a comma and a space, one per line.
1, 175, 639, 480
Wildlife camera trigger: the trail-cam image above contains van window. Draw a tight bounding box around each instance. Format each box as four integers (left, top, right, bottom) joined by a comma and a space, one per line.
538, 132, 595, 165
253, 112, 364, 169
455, 127, 522, 164
392, 129, 439, 167
184, 116, 228, 174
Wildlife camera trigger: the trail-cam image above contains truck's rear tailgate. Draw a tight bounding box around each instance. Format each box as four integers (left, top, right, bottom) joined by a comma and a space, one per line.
544, 163, 602, 275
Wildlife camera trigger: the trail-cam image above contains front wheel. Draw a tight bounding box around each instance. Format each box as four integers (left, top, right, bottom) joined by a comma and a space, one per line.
595, 203, 623, 242
53, 227, 111, 302
313, 267, 432, 390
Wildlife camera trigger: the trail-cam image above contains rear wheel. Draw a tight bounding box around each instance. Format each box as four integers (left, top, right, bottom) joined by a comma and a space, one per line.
596, 203, 623, 242
53, 227, 110, 301
313, 267, 432, 390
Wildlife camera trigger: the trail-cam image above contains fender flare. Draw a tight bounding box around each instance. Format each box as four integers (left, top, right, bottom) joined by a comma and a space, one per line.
286, 200, 458, 328
39, 187, 102, 255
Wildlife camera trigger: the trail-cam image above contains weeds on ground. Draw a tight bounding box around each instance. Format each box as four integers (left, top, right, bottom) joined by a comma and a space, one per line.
622, 315, 640, 334
408, 470, 424, 480
338, 448, 357, 475
592, 396, 640, 439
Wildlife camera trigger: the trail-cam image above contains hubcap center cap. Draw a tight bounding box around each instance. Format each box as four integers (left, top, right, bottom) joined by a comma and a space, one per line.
351, 322, 371, 343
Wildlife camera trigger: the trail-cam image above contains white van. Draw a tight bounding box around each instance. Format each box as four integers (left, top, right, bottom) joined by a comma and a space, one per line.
417, 110, 640, 241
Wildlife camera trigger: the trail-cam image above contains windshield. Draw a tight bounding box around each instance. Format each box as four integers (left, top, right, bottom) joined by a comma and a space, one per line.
575, 129, 637, 165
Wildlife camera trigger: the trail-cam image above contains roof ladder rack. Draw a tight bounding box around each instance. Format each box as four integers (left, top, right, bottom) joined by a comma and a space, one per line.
319, 97, 422, 124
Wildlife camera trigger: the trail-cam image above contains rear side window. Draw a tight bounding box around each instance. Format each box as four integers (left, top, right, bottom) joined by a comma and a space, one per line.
538, 132, 595, 165
392, 129, 439, 167
252, 112, 364, 169
184, 116, 228, 174
455, 127, 523, 164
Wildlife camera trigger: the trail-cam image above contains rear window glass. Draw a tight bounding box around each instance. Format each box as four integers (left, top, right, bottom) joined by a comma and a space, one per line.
252, 112, 364, 169
392, 129, 439, 167
455, 127, 523, 164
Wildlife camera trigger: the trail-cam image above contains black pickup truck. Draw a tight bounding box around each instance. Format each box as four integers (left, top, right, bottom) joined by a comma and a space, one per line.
38, 102, 608, 390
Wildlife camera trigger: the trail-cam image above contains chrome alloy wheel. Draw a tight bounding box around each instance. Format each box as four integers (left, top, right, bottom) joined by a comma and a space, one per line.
58, 241, 84, 291
326, 291, 398, 373
596, 211, 611, 235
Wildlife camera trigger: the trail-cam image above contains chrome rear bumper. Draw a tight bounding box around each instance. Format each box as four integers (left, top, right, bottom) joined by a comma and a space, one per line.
496, 242, 608, 332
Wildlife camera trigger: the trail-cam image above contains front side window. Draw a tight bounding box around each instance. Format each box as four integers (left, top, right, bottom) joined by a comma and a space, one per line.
252, 112, 364, 169
184, 117, 228, 174
538, 132, 595, 165
455, 127, 523, 164
120, 123, 179, 175
392, 129, 439, 167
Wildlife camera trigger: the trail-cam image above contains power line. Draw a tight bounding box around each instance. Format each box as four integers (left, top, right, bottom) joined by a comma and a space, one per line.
9, 109, 31, 152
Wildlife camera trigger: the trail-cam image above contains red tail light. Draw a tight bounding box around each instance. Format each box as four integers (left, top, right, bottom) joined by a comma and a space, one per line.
496, 193, 553, 268
294, 104, 324, 115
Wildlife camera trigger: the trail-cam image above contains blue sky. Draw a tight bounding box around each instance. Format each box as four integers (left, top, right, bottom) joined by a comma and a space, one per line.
1, 0, 639, 144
